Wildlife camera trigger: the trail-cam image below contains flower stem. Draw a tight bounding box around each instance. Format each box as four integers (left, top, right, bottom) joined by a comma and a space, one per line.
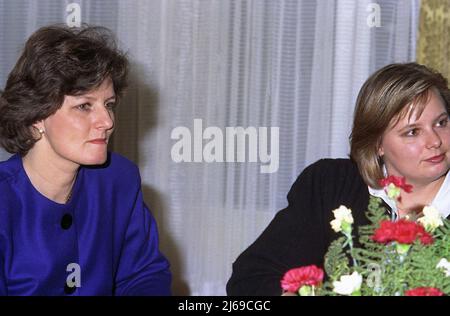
345, 231, 358, 267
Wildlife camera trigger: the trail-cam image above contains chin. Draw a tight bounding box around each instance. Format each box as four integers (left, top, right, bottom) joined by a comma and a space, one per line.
79, 153, 108, 166
424, 166, 449, 182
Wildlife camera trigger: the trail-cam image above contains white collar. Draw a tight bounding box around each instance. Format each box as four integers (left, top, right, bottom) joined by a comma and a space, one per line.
368, 185, 399, 220
430, 171, 450, 219
368, 170, 450, 220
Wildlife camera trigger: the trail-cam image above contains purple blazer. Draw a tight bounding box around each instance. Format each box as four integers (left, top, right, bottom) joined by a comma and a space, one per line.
0, 152, 171, 295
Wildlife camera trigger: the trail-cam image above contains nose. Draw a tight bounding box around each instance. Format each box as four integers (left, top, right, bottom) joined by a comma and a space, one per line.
94, 106, 114, 131
426, 129, 442, 149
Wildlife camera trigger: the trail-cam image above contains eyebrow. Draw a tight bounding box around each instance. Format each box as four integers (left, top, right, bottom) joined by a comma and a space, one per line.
76, 95, 116, 101
397, 111, 448, 132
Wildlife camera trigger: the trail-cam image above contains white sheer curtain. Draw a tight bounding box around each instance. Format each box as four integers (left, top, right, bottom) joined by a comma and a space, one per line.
0, 0, 419, 295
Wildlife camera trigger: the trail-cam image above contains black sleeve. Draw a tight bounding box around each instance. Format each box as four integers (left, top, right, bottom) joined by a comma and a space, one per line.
226, 160, 331, 296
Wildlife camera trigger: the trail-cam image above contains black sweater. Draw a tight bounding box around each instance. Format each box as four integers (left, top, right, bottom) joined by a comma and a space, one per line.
226, 159, 376, 296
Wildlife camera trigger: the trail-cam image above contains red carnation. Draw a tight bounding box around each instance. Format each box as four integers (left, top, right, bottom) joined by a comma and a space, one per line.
379, 175, 413, 193
419, 232, 434, 245
281, 265, 324, 293
393, 220, 433, 245
372, 219, 433, 245
405, 287, 444, 296
372, 220, 396, 243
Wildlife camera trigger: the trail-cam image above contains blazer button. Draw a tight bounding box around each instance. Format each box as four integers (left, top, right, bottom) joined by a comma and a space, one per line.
64, 284, 76, 295
61, 214, 73, 230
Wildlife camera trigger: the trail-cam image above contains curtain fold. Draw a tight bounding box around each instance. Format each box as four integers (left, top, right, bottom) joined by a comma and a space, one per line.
416, 0, 450, 83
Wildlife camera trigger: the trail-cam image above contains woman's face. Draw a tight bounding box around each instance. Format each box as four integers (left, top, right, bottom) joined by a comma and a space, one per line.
40, 78, 116, 166
379, 89, 450, 187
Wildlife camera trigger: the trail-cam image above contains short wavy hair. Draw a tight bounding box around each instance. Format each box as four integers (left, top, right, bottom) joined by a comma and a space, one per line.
0, 24, 129, 155
350, 63, 450, 189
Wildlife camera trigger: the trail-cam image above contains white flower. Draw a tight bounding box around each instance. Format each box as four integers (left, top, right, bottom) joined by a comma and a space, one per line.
436, 258, 450, 277
332, 271, 363, 295
330, 206, 354, 233
417, 206, 443, 231
330, 219, 341, 232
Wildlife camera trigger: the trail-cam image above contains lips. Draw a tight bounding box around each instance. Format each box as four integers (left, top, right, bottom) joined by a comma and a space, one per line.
88, 138, 107, 145
424, 154, 445, 163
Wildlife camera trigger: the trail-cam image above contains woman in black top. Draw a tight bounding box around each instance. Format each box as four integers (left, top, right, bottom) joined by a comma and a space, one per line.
227, 63, 450, 295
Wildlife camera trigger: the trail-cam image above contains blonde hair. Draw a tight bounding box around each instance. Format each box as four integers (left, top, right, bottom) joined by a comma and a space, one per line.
350, 63, 450, 188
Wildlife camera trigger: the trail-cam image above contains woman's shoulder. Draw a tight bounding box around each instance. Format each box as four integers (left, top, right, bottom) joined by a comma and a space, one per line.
287, 158, 364, 200
0, 155, 21, 219
108, 152, 139, 172
0, 154, 21, 186
301, 158, 360, 179
83, 152, 140, 185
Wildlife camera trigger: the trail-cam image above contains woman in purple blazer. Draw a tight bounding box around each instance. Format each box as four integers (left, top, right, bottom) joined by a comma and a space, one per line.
0, 24, 171, 295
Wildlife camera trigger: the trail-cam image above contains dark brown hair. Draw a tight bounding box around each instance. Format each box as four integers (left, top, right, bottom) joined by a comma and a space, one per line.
350, 62, 450, 188
0, 24, 129, 155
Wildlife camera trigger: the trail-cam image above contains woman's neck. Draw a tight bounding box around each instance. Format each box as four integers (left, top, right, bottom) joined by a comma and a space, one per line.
396, 176, 446, 217
22, 147, 79, 204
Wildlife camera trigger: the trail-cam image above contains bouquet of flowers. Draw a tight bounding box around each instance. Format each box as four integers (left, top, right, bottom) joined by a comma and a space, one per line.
281, 176, 450, 296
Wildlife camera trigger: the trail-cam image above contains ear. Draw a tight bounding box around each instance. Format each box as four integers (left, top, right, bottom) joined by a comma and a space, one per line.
377, 139, 384, 157
32, 120, 45, 135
